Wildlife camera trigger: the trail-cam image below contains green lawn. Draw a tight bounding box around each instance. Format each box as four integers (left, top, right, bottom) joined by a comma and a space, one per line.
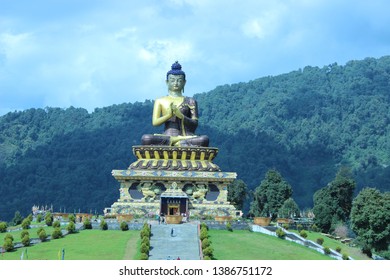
208, 230, 334, 260
288, 230, 370, 260
1, 229, 140, 260
1, 225, 58, 242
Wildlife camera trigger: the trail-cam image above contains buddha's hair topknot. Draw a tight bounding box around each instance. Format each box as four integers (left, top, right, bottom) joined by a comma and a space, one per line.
166, 61, 186, 80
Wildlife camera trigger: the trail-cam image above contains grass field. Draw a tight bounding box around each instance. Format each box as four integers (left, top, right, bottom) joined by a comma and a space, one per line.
208, 230, 334, 260
1, 229, 141, 260
288, 230, 370, 260
1, 225, 370, 260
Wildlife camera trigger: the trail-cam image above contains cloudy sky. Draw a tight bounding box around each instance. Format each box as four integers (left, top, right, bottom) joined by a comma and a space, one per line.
0, 0, 389, 116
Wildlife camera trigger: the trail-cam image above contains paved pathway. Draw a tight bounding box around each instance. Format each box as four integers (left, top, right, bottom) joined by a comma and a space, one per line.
148, 222, 201, 260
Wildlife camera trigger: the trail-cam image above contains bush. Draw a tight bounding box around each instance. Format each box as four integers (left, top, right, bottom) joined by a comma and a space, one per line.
323, 246, 331, 255
21, 218, 31, 230
316, 237, 324, 245
200, 230, 208, 241
342, 253, 349, 260
67, 221, 76, 233
51, 228, 63, 239
203, 246, 214, 258
100, 220, 108, 230
226, 222, 232, 231
37, 227, 44, 235
140, 228, 150, 239
120, 221, 128, 231
140, 243, 149, 254
38, 229, 47, 241
335, 246, 342, 253
0, 222, 7, 233
200, 223, 208, 230
311, 224, 319, 232
377, 250, 390, 260
36, 214, 43, 223
140, 253, 148, 260
297, 224, 303, 231
202, 238, 211, 249
362, 246, 372, 258
21, 235, 30, 247
282, 224, 289, 230
45, 216, 53, 226
203, 256, 212, 260
140, 224, 151, 238
299, 230, 308, 239
276, 228, 286, 239
200, 227, 208, 240
3, 238, 14, 252
27, 214, 33, 222
83, 218, 92, 229
53, 220, 61, 228
142, 236, 150, 247
21, 230, 29, 239
68, 214, 76, 223
4, 233, 14, 242
45, 212, 53, 226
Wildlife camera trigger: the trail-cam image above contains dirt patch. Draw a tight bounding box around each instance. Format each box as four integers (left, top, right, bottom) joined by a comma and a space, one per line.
123, 234, 139, 260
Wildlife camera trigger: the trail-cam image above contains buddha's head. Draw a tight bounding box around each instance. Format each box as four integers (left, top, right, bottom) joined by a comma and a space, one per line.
166, 61, 186, 94
166, 61, 186, 80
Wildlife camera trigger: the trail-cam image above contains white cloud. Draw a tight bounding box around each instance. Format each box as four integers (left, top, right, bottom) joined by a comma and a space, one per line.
0, 0, 389, 116
0, 32, 36, 61
241, 4, 287, 40
242, 19, 266, 39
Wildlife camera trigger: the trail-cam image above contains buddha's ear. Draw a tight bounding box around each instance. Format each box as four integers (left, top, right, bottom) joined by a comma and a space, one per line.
183, 80, 186, 93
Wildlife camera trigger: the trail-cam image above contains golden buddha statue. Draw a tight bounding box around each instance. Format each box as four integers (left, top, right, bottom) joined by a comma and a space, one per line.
141, 61, 209, 147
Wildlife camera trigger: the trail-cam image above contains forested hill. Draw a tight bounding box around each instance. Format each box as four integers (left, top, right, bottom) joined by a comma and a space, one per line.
1, 56, 390, 221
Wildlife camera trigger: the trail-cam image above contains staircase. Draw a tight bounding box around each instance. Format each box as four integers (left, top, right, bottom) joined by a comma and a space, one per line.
148, 223, 201, 260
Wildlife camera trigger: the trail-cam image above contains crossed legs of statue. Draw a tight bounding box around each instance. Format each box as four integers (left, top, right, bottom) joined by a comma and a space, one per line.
141, 134, 209, 147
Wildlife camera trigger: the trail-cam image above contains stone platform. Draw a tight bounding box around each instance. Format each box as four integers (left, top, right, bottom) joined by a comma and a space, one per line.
108, 146, 238, 218
129, 145, 221, 171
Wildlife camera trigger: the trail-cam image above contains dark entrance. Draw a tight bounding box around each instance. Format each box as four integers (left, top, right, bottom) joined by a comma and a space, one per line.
160, 192, 188, 216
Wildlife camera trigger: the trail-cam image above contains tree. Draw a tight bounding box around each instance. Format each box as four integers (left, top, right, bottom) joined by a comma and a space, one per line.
227, 179, 248, 210
45, 212, 53, 226
21, 234, 30, 247
3, 238, 14, 252
120, 221, 129, 231
38, 228, 47, 241
12, 211, 23, 226
66, 221, 76, 233
100, 219, 108, 230
332, 167, 356, 219
350, 188, 390, 258
68, 214, 76, 223
21, 218, 31, 230
52, 220, 61, 228
83, 218, 92, 230
278, 198, 300, 218
250, 169, 293, 219
51, 228, 63, 239
36, 214, 43, 223
0, 222, 7, 233
313, 168, 356, 232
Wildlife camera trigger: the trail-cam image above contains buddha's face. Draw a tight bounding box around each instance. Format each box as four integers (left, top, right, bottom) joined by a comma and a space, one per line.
167, 74, 186, 92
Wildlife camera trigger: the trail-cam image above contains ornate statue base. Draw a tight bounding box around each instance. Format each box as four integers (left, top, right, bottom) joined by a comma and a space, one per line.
107, 146, 238, 219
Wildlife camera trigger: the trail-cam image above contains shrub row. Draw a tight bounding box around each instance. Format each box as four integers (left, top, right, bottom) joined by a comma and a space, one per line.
200, 223, 213, 260
140, 223, 151, 260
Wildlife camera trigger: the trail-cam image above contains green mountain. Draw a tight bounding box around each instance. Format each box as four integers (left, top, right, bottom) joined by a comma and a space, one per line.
1, 56, 390, 222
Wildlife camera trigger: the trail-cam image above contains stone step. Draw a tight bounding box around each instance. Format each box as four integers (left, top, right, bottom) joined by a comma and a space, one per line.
148, 223, 201, 260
